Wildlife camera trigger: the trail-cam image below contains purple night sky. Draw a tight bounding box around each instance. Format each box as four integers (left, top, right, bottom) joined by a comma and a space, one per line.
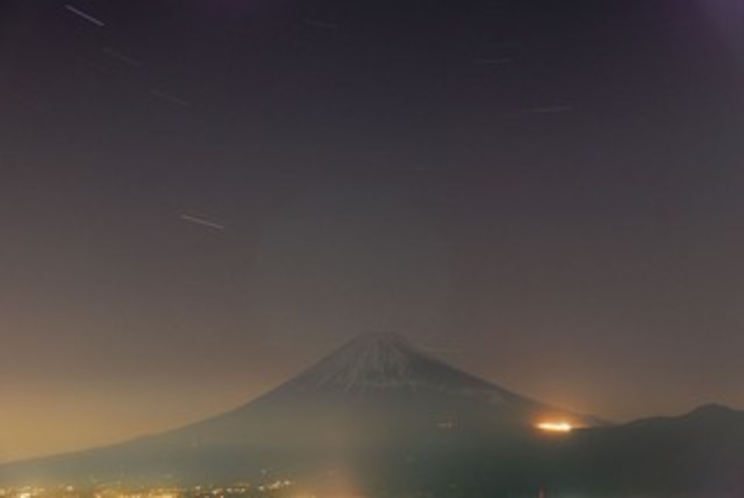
0, 0, 742, 461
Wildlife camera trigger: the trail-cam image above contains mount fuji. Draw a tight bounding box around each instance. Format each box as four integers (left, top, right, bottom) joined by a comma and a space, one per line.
2, 333, 599, 488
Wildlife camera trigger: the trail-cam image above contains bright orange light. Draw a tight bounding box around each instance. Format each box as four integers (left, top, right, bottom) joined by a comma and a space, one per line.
536, 421, 573, 433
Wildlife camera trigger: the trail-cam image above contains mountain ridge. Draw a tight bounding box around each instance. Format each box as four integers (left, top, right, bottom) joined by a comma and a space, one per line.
7, 334, 742, 497
0, 333, 598, 486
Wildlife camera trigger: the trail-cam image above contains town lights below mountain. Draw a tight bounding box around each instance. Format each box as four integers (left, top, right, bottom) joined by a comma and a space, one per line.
536, 422, 573, 433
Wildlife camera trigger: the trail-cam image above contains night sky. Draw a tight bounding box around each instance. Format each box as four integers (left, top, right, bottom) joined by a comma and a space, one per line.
1, 0, 742, 462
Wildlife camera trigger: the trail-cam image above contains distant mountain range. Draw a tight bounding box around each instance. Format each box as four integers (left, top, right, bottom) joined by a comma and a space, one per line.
2, 333, 743, 497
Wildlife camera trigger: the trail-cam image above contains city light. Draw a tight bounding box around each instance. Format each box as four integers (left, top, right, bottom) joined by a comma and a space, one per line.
536, 421, 573, 433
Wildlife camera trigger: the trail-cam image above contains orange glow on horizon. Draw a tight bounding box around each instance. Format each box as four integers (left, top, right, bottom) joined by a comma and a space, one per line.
536, 421, 573, 433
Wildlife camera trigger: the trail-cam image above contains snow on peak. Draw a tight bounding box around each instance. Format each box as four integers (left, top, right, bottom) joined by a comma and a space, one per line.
289, 333, 422, 391
281, 333, 505, 397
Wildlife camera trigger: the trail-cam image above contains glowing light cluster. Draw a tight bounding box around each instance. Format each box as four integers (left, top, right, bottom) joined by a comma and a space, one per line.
536, 421, 573, 433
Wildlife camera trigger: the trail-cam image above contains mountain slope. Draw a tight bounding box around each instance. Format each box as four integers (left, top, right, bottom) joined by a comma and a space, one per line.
5, 335, 744, 497
0, 333, 597, 487
155, 333, 596, 447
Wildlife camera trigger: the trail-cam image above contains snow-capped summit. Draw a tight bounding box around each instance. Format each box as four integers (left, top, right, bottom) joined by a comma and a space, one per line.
298, 332, 422, 390
281, 332, 479, 392
228, 332, 597, 434
269, 333, 549, 413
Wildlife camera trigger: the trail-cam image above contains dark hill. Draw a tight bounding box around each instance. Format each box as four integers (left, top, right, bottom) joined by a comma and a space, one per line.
551, 404, 744, 497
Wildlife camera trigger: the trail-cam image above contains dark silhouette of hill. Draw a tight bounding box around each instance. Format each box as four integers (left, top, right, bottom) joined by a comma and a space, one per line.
547, 404, 744, 497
